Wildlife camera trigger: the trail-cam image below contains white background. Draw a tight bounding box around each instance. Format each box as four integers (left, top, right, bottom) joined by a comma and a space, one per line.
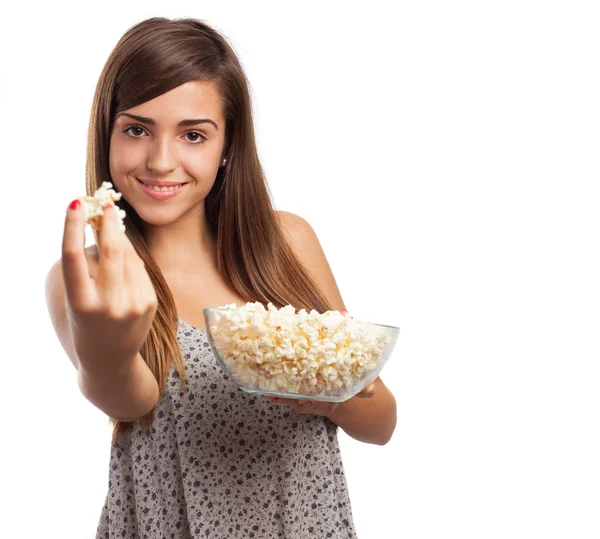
1, 1, 599, 538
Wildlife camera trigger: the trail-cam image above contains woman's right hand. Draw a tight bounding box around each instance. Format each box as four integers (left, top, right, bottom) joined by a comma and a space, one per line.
61, 200, 158, 376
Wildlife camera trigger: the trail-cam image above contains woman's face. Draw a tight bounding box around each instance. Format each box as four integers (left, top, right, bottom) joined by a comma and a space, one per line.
108, 80, 226, 226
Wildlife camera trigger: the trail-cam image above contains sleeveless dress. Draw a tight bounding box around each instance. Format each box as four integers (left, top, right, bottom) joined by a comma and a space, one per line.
95, 318, 359, 538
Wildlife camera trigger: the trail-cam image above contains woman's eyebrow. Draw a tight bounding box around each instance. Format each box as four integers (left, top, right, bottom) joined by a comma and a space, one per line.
115, 112, 218, 130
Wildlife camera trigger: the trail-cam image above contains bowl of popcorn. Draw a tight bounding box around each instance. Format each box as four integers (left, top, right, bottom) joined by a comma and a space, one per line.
203, 302, 400, 402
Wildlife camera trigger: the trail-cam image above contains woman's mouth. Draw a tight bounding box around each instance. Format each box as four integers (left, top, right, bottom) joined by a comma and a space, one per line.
136, 178, 187, 200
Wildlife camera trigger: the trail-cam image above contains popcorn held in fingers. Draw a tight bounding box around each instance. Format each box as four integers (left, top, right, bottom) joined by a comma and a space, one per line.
75, 181, 127, 232
208, 302, 392, 397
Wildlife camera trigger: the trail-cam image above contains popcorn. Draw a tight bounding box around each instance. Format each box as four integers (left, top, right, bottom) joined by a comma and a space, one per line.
75, 181, 127, 232
208, 302, 392, 397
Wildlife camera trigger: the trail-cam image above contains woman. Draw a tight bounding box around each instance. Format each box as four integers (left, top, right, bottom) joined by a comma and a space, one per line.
49, 16, 396, 538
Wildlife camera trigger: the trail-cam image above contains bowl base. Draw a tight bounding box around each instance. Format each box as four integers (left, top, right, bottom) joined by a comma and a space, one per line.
239, 387, 353, 402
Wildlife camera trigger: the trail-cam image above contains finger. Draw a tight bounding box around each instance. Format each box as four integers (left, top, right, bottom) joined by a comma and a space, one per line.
121, 227, 139, 258
96, 204, 124, 308
355, 383, 376, 398
122, 230, 145, 299
123, 251, 142, 310
265, 397, 295, 406
121, 230, 148, 273
275, 397, 313, 409
62, 199, 94, 307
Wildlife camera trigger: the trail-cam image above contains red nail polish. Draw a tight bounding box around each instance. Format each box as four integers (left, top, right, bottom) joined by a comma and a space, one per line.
68, 199, 81, 210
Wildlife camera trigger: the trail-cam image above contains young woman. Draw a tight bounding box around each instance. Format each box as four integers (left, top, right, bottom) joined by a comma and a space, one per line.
46, 17, 396, 538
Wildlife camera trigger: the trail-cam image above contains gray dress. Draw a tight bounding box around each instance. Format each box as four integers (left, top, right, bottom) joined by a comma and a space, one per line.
96, 318, 359, 538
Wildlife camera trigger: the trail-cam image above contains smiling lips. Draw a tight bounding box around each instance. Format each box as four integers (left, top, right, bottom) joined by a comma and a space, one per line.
136, 178, 187, 200
137, 178, 187, 187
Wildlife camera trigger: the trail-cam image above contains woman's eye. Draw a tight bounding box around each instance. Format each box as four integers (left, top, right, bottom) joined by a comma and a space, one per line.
123, 126, 206, 144
124, 126, 145, 137
184, 131, 207, 143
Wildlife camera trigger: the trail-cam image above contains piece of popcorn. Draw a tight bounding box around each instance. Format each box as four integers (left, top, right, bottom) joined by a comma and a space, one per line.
75, 181, 127, 232
208, 302, 392, 396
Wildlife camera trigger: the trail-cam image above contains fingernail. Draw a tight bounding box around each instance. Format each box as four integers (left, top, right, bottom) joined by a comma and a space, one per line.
102, 203, 112, 210
302, 401, 312, 407
68, 199, 81, 211
366, 384, 375, 393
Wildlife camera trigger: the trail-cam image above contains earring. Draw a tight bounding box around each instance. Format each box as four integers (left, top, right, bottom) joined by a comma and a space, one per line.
222, 158, 227, 166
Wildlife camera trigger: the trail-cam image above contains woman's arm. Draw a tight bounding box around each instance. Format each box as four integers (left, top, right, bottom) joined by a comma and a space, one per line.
278, 210, 398, 445
326, 376, 397, 445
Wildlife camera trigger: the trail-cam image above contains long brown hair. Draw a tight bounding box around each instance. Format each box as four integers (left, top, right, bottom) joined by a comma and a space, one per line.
85, 17, 334, 446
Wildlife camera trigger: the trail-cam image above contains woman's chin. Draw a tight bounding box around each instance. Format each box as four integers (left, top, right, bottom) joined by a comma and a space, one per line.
133, 207, 182, 227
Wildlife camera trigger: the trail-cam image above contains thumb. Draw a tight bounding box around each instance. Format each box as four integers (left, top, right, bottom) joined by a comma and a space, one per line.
355, 383, 375, 398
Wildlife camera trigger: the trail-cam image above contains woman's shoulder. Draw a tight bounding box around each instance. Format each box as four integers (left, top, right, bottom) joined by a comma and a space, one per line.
275, 209, 306, 229
275, 210, 314, 247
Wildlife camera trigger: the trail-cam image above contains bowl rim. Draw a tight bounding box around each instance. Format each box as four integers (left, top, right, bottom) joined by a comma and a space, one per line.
203, 307, 400, 332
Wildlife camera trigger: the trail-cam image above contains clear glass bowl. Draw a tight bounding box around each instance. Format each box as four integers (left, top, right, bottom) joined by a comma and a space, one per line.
203, 307, 400, 402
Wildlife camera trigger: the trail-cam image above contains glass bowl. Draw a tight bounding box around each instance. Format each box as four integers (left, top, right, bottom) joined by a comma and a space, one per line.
203, 306, 400, 402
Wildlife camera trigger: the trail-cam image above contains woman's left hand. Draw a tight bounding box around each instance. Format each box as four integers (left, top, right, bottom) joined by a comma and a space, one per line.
265, 381, 376, 416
